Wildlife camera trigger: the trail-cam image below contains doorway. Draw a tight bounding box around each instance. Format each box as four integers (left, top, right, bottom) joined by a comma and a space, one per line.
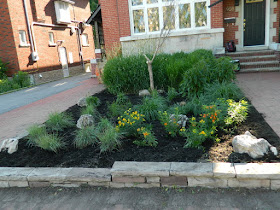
59, 47, 69, 77
244, 0, 265, 46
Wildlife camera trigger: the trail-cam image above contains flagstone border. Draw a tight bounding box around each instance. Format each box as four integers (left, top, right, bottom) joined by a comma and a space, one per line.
0, 162, 280, 190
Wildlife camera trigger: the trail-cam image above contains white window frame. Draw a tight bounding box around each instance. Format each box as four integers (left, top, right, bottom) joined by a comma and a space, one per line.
19, 30, 30, 47
82, 34, 89, 47
48, 32, 57, 47
54, 1, 72, 24
128, 0, 211, 36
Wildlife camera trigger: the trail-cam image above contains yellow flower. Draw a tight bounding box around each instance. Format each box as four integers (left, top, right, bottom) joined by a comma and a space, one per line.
118, 121, 121, 124
199, 120, 205, 123
143, 132, 149, 138
191, 117, 196, 121
137, 128, 140, 132
199, 131, 206, 136
123, 118, 127, 122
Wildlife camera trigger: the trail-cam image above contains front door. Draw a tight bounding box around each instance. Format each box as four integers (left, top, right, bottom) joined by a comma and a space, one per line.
244, 0, 265, 46
59, 47, 69, 77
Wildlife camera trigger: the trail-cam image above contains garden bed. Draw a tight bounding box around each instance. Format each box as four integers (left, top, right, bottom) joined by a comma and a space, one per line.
0, 89, 279, 168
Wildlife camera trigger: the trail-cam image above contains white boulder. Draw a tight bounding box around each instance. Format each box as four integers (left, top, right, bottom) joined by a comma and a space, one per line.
139, 89, 150, 97
169, 114, 188, 128
77, 97, 87, 107
232, 131, 278, 159
76, 114, 94, 129
0, 138, 19, 154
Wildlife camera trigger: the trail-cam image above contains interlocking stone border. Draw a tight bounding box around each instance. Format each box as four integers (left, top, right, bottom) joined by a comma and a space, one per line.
0, 162, 280, 189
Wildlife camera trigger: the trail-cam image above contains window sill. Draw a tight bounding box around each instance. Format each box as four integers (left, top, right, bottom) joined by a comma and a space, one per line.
49, 43, 57, 47
82, 44, 90, 47
120, 28, 225, 42
19, 44, 30, 48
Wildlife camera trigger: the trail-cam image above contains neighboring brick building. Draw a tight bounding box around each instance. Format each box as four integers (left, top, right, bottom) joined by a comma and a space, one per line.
97, 0, 280, 55
0, 0, 95, 84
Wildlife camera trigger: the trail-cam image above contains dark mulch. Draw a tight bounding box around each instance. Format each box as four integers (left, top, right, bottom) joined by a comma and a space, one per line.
0, 90, 279, 168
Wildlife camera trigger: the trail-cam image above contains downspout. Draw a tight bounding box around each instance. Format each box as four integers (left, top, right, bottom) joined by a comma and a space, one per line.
23, 0, 35, 54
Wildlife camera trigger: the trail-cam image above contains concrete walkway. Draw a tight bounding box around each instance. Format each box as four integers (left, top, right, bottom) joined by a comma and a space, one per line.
0, 73, 104, 141
236, 72, 280, 138
1, 187, 280, 210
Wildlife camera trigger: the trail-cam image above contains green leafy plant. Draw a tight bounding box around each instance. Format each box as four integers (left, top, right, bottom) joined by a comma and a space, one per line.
167, 87, 180, 102
96, 118, 122, 153
86, 96, 100, 107
225, 99, 249, 125
74, 125, 98, 149
81, 104, 98, 116
158, 110, 181, 137
45, 112, 74, 132
0, 59, 8, 79
136, 92, 167, 121
108, 93, 132, 118
133, 127, 158, 147
12, 71, 31, 88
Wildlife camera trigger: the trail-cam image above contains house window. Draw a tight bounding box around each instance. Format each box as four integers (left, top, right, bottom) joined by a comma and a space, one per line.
19, 30, 30, 47
54, 1, 74, 24
82, 34, 89, 46
129, 0, 210, 35
48, 32, 57, 46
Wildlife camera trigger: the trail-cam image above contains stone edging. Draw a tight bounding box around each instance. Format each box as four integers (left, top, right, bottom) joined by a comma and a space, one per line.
0, 162, 280, 190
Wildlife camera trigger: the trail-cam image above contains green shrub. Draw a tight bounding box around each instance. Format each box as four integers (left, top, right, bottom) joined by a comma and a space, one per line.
74, 125, 98, 149
108, 93, 132, 118
136, 92, 167, 121
133, 127, 158, 147
12, 71, 30, 88
96, 118, 122, 153
86, 96, 100, 107
45, 112, 74, 132
225, 99, 249, 125
158, 110, 181, 137
81, 104, 98, 116
102, 55, 148, 94
0, 79, 13, 93
167, 87, 180, 102
203, 82, 244, 102
0, 59, 8, 79
28, 133, 65, 153
213, 57, 236, 83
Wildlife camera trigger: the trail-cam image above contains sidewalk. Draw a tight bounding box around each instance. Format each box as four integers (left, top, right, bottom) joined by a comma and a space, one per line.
236, 72, 280, 138
0, 73, 104, 141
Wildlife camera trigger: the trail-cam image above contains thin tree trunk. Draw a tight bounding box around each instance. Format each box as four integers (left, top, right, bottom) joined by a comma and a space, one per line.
147, 60, 154, 91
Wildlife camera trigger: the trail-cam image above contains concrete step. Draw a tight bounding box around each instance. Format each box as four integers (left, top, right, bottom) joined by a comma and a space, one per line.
240, 61, 280, 69
224, 50, 275, 58
231, 55, 277, 63
238, 67, 280, 73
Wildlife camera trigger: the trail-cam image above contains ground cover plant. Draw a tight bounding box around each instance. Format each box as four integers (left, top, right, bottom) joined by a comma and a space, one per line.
0, 71, 31, 94
1, 49, 280, 167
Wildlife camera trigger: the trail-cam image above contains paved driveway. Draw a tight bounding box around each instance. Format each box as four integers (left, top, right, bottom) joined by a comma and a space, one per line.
236, 72, 280, 138
0, 73, 104, 141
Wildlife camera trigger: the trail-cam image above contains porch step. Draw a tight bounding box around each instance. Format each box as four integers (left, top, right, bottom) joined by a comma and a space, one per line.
239, 67, 280, 73
231, 55, 277, 63
224, 50, 275, 57
240, 61, 280, 69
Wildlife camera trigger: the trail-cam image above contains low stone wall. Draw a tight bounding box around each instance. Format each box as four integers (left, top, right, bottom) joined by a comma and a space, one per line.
0, 162, 280, 189
32, 65, 85, 85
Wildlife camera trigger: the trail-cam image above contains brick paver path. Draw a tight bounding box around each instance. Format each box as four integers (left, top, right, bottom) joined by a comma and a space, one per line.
236, 72, 280, 138
0, 75, 104, 141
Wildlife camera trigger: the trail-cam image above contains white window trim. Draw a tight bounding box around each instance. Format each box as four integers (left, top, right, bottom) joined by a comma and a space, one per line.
82, 34, 90, 47
128, 0, 211, 36
19, 30, 30, 47
48, 32, 57, 47
54, 1, 71, 24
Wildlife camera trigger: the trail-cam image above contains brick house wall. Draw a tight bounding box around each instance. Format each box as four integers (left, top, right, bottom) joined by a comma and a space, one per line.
223, 0, 239, 45
211, 0, 224, 28
0, 0, 19, 75
2, 0, 95, 76
273, 0, 280, 43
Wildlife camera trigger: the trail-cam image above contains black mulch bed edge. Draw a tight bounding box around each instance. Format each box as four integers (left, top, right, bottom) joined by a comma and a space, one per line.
0, 89, 279, 168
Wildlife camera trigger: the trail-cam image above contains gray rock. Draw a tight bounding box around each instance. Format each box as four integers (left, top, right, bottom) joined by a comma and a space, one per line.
139, 89, 150, 97
0, 138, 19, 154
157, 89, 165, 94
232, 131, 278, 159
77, 97, 87, 107
169, 114, 188, 127
179, 101, 186, 106
76, 114, 94, 129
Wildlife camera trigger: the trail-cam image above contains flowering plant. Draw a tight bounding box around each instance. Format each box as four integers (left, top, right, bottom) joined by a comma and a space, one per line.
158, 109, 181, 137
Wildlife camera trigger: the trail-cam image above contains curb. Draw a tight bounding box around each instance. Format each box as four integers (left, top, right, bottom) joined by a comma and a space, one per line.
0, 162, 280, 190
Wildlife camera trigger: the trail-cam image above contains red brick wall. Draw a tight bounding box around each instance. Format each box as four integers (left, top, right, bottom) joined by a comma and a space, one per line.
5, 0, 95, 75
211, 0, 224, 28
273, 1, 280, 43
99, 0, 130, 51
223, 0, 239, 45
0, 0, 20, 75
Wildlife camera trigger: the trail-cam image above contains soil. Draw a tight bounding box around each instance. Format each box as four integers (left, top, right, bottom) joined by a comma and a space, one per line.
0, 90, 279, 168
